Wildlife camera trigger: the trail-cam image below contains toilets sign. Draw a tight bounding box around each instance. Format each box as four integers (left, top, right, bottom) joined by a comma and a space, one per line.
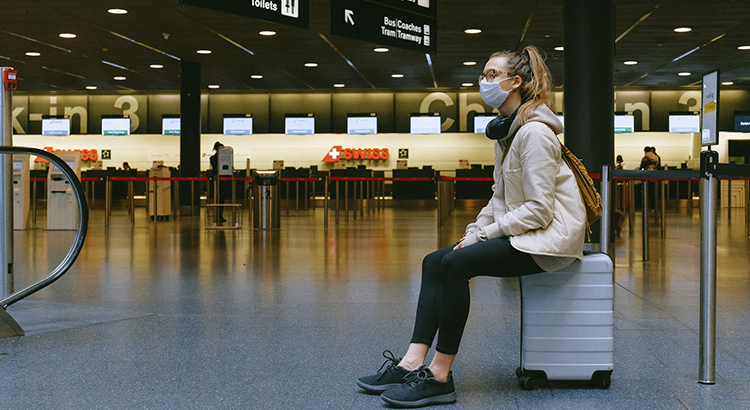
331, 0, 436, 54
180, 0, 309, 29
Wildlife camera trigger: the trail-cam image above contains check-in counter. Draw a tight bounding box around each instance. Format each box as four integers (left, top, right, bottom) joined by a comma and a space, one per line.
392, 167, 435, 200
455, 166, 494, 199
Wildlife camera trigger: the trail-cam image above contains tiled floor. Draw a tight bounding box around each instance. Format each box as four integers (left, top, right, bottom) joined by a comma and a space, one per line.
1, 204, 749, 409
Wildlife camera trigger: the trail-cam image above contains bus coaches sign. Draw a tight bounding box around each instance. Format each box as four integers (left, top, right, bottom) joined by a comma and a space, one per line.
331, 0, 436, 54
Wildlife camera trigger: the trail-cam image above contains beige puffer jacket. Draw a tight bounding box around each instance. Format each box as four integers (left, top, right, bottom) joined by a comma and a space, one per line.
465, 104, 586, 271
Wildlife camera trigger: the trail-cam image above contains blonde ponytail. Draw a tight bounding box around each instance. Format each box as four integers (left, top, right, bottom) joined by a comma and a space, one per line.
488, 46, 555, 123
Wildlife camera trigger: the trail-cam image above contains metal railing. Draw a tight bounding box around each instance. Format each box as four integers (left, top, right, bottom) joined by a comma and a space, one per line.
0, 147, 88, 308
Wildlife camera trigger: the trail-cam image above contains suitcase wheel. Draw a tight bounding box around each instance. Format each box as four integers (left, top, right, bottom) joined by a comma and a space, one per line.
591, 371, 612, 389
519, 376, 536, 390
515, 367, 524, 378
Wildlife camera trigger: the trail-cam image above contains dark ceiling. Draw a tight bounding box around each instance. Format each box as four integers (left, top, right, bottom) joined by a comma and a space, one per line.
2, 0, 750, 93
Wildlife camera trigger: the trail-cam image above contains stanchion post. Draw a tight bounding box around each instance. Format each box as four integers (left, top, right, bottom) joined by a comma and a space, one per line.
642, 179, 649, 261
335, 180, 340, 225
661, 180, 666, 238
129, 179, 134, 225
628, 180, 635, 236
324, 176, 329, 228
600, 165, 612, 256
105, 177, 111, 228
0, 67, 14, 297
746, 180, 750, 238
699, 148, 718, 385
32, 179, 37, 226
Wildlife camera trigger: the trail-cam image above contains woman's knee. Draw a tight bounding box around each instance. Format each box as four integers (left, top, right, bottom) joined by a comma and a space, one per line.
439, 251, 472, 282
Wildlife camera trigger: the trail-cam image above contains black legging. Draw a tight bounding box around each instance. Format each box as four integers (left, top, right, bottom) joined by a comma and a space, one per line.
410, 237, 543, 355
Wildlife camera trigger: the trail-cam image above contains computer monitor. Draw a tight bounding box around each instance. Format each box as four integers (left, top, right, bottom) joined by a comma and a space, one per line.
101, 117, 131, 136
285, 114, 315, 135
41, 117, 71, 136
162, 116, 180, 135
734, 112, 750, 132
347, 113, 377, 135
223, 114, 253, 135
410, 114, 441, 134
668, 112, 700, 133
473, 115, 495, 134
614, 114, 635, 133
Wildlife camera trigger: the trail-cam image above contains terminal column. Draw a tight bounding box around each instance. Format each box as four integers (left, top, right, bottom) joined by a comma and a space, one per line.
180, 61, 201, 215
563, 0, 615, 245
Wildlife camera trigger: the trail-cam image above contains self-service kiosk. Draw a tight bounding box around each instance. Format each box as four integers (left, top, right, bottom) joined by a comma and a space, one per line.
47, 152, 81, 230
13, 156, 30, 230
148, 161, 171, 220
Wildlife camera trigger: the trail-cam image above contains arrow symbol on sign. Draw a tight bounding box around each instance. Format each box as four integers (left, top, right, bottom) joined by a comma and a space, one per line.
344, 9, 355, 25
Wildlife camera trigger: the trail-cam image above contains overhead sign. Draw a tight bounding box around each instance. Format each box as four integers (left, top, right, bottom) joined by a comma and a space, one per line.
331, 0, 437, 54
372, 0, 436, 17
180, 0, 309, 29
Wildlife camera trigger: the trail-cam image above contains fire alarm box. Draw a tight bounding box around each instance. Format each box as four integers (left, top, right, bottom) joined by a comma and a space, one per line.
4, 69, 17, 91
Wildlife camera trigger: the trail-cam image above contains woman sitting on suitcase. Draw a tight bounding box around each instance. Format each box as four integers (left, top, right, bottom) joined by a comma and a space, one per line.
357, 45, 587, 408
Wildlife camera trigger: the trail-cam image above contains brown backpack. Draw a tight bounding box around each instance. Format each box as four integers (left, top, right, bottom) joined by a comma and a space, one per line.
560, 143, 603, 235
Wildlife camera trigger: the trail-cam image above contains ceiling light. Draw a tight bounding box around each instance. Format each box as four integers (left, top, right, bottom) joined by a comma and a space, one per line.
250, 75, 263, 79
304, 62, 318, 67
114, 76, 126, 81
108, 8, 128, 14
259, 30, 276, 36
374, 47, 389, 53
150, 64, 164, 69
25, 52, 41, 57
196, 49, 212, 55
463, 61, 477, 66
722, 81, 734, 86
464, 29, 482, 34
86, 86, 98, 90
391, 73, 404, 78
738, 45, 750, 50
59, 33, 77, 39
333, 83, 345, 88
554, 46, 564, 51
623, 61, 638, 65
208, 85, 220, 89
674, 27, 692, 33
461, 83, 473, 87
678, 72, 691, 76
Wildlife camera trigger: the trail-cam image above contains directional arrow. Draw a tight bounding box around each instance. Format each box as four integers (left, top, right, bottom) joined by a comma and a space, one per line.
344, 9, 355, 25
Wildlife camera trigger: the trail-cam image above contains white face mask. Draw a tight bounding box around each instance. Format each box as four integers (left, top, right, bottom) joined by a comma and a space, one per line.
479, 77, 513, 108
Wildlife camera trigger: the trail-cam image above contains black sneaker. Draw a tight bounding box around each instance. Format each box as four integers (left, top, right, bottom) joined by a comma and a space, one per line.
357, 350, 413, 394
380, 367, 456, 408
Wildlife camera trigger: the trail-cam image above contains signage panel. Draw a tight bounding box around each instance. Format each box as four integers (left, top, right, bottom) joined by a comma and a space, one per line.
372, 0, 436, 17
331, 0, 436, 54
701, 70, 719, 146
180, 0, 309, 29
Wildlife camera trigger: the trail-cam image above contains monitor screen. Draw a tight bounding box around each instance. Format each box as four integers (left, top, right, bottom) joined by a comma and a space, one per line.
614, 115, 635, 133
669, 114, 700, 133
347, 115, 378, 135
223, 116, 253, 135
410, 115, 441, 134
101, 117, 131, 136
285, 116, 315, 135
51, 158, 77, 175
162, 117, 181, 135
734, 114, 750, 132
42, 118, 71, 136
473, 115, 495, 134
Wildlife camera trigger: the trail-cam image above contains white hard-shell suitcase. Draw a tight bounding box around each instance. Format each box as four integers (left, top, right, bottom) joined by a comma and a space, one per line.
517, 252, 614, 390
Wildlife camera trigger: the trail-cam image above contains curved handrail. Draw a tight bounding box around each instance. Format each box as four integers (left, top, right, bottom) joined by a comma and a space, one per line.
0, 147, 88, 308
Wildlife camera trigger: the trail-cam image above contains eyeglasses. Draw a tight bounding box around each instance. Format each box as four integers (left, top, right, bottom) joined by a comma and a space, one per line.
478, 69, 511, 82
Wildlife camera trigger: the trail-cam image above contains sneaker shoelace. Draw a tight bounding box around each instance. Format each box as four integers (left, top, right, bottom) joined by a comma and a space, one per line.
375, 350, 403, 381
403, 368, 431, 388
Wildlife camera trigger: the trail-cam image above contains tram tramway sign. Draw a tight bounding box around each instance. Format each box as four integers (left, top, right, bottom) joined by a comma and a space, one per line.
331, 0, 437, 54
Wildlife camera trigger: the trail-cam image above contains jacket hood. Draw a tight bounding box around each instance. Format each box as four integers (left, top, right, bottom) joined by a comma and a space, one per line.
507, 104, 563, 137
